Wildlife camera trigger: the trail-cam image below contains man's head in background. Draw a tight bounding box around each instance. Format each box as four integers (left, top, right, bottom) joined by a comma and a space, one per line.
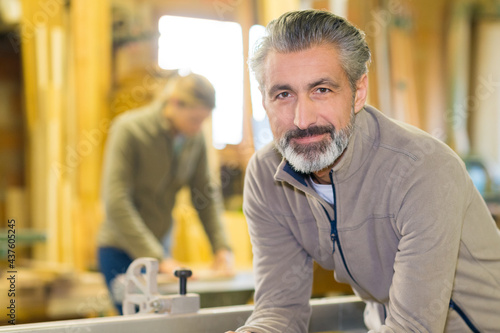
160, 73, 216, 136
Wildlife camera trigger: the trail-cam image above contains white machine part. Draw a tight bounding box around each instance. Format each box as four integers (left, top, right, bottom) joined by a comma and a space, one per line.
122, 257, 200, 315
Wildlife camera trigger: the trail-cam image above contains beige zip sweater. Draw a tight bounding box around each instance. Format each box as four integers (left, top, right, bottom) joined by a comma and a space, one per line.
97, 102, 229, 260
239, 105, 500, 332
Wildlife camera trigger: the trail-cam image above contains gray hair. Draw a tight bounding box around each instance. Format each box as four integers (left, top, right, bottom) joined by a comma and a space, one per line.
249, 10, 371, 92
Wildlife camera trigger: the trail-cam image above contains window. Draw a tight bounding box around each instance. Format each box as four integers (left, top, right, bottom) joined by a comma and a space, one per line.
158, 15, 244, 149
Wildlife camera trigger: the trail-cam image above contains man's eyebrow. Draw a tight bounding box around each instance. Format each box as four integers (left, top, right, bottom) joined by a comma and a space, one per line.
267, 84, 292, 97
307, 78, 341, 90
266, 79, 341, 97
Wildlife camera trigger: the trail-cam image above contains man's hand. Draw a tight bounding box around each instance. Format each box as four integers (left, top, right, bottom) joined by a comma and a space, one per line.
212, 249, 235, 275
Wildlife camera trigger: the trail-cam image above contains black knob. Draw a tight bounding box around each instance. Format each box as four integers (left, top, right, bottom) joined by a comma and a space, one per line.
174, 269, 192, 295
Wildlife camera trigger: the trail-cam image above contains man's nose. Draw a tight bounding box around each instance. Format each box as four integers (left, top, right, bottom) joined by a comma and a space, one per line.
293, 96, 317, 130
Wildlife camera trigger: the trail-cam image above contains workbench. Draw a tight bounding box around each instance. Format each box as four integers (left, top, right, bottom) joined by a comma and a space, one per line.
0, 295, 366, 332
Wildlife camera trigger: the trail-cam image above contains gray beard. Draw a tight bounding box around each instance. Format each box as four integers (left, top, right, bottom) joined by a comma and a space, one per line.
274, 109, 355, 174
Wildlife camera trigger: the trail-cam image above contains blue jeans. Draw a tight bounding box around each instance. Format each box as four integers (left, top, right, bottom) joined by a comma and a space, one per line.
98, 247, 133, 315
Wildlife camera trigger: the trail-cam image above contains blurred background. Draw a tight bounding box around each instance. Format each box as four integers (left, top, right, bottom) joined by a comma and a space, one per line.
1, 0, 500, 325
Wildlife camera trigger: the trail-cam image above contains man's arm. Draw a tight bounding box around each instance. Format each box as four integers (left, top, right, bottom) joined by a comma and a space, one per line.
372, 153, 469, 332
233, 155, 313, 333
101, 119, 164, 260
189, 139, 231, 254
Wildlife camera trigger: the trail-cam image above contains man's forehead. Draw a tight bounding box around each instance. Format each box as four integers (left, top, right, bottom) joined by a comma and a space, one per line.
261, 45, 343, 90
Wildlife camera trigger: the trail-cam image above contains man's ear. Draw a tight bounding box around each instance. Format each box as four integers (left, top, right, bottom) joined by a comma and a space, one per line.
354, 74, 368, 114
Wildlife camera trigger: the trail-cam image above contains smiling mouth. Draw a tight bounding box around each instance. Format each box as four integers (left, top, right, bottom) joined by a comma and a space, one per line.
286, 126, 334, 145
291, 133, 328, 145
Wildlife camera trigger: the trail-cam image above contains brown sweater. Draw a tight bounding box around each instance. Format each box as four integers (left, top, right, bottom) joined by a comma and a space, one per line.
238, 105, 500, 332
97, 102, 229, 260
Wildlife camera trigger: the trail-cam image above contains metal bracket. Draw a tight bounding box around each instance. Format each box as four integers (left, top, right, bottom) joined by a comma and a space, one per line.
122, 257, 200, 316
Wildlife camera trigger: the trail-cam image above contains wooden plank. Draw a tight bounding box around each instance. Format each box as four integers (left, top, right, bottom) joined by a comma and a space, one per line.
71, 0, 111, 270
469, 19, 500, 164
389, 24, 420, 127
445, 1, 473, 154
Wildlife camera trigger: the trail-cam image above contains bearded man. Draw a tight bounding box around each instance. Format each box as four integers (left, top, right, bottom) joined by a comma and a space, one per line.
227, 9, 500, 333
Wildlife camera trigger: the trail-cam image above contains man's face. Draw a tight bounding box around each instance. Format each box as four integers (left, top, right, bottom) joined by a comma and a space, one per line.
164, 93, 212, 137
261, 44, 368, 174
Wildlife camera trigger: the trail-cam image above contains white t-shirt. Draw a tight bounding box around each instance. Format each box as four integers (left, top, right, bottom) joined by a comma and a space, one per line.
309, 176, 334, 205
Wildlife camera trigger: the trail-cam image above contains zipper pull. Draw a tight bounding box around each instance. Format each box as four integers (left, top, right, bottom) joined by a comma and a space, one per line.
331, 233, 336, 254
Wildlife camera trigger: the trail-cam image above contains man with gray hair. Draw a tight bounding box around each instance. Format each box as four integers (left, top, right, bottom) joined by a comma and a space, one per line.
228, 9, 500, 333
97, 73, 233, 314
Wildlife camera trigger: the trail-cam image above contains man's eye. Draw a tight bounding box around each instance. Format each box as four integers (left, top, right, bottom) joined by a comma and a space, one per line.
316, 88, 330, 93
277, 92, 290, 99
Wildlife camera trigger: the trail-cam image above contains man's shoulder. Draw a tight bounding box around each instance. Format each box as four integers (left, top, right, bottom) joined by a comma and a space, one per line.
364, 106, 465, 175
114, 103, 157, 124
365, 105, 454, 157
110, 103, 160, 135
248, 142, 282, 171
244, 142, 285, 186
